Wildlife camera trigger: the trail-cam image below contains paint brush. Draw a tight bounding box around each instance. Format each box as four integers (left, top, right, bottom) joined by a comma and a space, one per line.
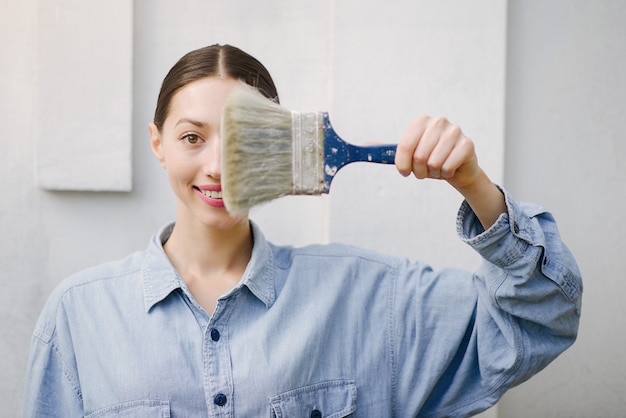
221, 84, 397, 215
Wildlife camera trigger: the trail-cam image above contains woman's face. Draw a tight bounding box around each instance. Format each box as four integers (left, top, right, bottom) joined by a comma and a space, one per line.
149, 76, 247, 229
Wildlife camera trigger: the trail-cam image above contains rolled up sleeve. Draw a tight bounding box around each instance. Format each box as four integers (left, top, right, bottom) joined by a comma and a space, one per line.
394, 188, 582, 417
456, 188, 582, 403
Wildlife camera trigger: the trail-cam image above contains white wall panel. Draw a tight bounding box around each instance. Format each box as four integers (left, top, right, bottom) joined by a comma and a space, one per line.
36, 0, 133, 191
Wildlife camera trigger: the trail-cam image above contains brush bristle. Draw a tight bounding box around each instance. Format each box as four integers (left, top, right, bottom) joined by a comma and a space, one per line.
221, 84, 295, 215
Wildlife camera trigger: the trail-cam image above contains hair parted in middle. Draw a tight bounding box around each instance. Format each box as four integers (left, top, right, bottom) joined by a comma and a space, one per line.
153, 44, 279, 131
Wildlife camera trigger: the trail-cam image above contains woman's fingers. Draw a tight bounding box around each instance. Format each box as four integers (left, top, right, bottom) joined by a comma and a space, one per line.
395, 114, 429, 177
421, 120, 460, 179
395, 115, 478, 186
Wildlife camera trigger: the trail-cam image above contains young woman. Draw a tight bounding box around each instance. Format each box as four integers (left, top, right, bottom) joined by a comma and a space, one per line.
25, 44, 582, 417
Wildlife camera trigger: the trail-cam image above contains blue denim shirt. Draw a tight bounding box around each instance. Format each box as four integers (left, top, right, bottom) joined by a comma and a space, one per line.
24, 190, 582, 417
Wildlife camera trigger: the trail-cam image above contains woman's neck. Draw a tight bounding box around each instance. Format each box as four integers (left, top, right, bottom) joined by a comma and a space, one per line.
167, 217, 251, 267
163, 215, 253, 313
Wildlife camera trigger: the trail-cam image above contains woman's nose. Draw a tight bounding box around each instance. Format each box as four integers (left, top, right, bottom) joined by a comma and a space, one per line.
202, 136, 221, 179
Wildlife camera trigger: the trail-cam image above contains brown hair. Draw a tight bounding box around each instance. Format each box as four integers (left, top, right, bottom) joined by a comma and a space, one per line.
153, 44, 279, 130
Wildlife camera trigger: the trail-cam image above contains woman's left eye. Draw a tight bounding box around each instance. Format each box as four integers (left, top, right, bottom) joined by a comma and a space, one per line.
182, 134, 202, 144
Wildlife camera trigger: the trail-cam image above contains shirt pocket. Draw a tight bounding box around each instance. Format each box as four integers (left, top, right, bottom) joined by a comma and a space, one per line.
85, 400, 170, 418
270, 379, 357, 418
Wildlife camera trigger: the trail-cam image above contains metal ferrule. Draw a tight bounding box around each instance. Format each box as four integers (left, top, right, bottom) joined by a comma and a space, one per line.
291, 111, 324, 194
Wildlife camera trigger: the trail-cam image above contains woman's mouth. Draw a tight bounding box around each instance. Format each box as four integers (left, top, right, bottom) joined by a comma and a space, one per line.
198, 189, 223, 199
194, 186, 225, 208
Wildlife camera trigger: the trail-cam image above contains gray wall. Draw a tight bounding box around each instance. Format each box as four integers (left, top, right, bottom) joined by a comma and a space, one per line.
500, 1, 626, 416
1, 0, 622, 416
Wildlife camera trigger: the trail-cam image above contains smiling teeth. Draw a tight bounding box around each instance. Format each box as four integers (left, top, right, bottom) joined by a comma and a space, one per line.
201, 190, 222, 199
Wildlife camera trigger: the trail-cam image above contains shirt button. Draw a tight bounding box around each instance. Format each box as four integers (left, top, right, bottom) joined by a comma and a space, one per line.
214, 393, 227, 407
310, 410, 322, 418
210, 328, 220, 342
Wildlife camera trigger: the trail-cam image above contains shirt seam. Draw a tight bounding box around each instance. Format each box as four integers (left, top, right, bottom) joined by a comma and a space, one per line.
290, 251, 396, 268
32, 332, 84, 408
388, 258, 399, 417
35, 266, 144, 344
63, 268, 144, 306
68, 266, 143, 291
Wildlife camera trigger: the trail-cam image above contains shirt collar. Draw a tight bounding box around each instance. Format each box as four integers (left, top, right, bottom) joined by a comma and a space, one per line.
142, 221, 276, 312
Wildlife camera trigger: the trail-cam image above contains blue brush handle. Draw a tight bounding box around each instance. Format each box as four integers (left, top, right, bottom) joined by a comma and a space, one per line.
322, 113, 397, 192
343, 143, 397, 164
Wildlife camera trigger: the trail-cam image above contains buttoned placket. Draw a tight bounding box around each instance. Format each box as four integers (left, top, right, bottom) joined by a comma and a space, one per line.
203, 295, 237, 417
180, 286, 237, 418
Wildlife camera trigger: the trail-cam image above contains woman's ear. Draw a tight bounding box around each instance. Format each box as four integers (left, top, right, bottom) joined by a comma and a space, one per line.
148, 122, 166, 168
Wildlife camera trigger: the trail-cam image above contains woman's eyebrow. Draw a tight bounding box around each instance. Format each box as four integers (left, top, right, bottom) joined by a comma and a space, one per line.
175, 118, 206, 128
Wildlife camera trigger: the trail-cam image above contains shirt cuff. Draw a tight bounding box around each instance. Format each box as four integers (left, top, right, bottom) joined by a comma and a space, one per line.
456, 186, 538, 267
